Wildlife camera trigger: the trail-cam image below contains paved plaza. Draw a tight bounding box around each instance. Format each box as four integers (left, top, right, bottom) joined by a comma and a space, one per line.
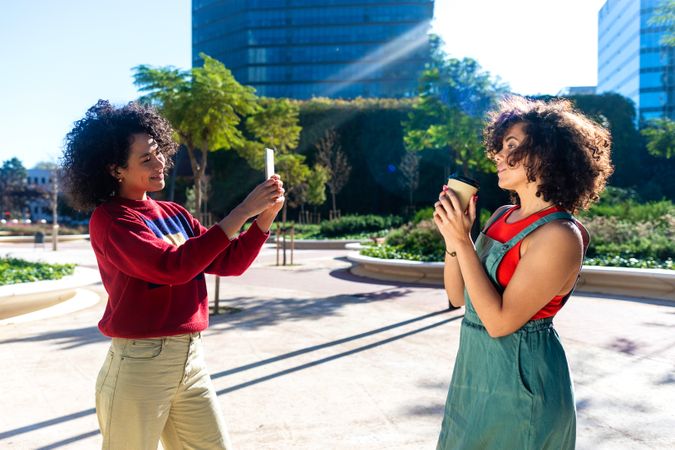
0, 241, 674, 449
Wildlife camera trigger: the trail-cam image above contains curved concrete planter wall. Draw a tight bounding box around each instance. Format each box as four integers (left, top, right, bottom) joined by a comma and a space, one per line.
347, 252, 675, 302
0, 267, 101, 321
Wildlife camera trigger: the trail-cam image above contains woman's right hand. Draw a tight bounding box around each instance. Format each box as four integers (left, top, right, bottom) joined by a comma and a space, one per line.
237, 176, 284, 219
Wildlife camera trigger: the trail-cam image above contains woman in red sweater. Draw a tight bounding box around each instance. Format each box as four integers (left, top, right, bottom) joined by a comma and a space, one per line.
433, 96, 613, 449
61, 100, 284, 449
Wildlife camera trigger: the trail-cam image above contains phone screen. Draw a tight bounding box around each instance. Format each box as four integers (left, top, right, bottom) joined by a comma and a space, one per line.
265, 148, 275, 179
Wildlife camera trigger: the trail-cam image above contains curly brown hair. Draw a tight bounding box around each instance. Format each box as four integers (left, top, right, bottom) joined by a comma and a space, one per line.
60, 100, 178, 211
483, 96, 613, 213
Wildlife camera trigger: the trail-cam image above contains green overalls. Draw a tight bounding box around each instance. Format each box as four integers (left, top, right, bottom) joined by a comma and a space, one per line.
437, 209, 584, 450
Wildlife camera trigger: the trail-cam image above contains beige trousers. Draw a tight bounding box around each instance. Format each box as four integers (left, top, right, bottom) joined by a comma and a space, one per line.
96, 333, 232, 450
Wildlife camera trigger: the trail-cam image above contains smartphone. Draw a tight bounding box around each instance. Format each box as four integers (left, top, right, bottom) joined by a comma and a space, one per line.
265, 148, 275, 179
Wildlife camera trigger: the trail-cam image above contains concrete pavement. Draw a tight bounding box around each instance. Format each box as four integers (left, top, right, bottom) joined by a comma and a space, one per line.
0, 241, 674, 449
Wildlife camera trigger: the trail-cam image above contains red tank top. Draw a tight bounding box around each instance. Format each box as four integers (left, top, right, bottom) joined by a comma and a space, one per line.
485, 205, 576, 320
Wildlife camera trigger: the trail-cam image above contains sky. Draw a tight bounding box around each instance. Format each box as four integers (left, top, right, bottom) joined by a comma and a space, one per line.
0, 0, 607, 169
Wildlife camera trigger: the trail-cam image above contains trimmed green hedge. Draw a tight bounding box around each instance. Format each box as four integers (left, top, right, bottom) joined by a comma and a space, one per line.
0, 258, 76, 286
361, 193, 675, 270
382, 219, 444, 262
583, 255, 673, 270
579, 193, 674, 268
319, 215, 403, 237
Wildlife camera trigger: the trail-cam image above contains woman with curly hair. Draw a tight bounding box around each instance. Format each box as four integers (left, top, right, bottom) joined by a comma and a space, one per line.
61, 100, 284, 449
433, 96, 613, 449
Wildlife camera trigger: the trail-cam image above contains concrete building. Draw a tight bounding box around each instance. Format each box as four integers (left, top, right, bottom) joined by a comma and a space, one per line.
26, 169, 54, 222
192, 0, 434, 99
558, 86, 597, 96
598, 0, 675, 121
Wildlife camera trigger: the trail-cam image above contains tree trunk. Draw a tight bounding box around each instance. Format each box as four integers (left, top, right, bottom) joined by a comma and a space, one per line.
186, 146, 201, 215
281, 201, 288, 230
194, 148, 208, 222
168, 164, 176, 202
331, 191, 337, 216
194, 177, 202, 218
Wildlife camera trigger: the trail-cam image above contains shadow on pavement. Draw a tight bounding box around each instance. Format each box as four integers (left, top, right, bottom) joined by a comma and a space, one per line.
211, 309, 455, 381
0, 310, 463, 448
35, 429, 100, 450
209, 287, 418, 331
215, 312, 463, 396
0, 408, 96, 443
0, 325, 106, 349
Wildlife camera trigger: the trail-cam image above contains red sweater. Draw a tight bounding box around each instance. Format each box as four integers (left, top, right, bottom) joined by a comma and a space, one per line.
89, 196, 269, 338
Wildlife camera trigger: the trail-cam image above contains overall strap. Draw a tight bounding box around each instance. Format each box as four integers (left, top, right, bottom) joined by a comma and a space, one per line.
480, 210, 575, 295
481, 205, 515, 233
501, 211, 574, 253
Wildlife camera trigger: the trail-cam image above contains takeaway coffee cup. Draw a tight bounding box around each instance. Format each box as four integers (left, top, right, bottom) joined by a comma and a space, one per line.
446, 175, 480, 212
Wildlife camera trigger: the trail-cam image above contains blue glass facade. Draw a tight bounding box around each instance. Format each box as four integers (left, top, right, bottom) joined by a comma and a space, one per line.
192, 0, 434, 99
598, 0, 675, 121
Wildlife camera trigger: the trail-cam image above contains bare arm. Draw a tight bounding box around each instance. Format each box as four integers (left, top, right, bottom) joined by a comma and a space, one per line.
434, 204, 509, 308
218, 176, 284, 237
441, 252, 465, 307
455, 221, 583, 337
435, 190, 583, 337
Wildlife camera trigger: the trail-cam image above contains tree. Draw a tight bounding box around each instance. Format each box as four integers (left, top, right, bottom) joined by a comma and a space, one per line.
306, 164, 329, 208
403, 34, 508, 177
398, 151, 420, 208
275, 153, 311, 223
134, 54, 259, 216
315, 128, 351, 216
642, 118, 675, 158
0, 158, 43, 218
240, 97, 302, 166
651, 0, 675, 47
236, 97, 305, 225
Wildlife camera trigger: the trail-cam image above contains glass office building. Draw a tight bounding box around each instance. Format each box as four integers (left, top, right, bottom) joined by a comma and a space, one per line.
598, 0, 675, 121
192, 0, 434, 99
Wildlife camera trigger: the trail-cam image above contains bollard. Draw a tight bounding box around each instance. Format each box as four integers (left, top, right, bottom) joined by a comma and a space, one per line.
282, 228, 287, 266
213, 276, 220, 315
290, 224, 295, 266
276, 223, 281, 266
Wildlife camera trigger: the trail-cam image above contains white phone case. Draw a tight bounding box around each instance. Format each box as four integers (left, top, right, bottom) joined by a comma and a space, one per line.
265, 148, 275, 179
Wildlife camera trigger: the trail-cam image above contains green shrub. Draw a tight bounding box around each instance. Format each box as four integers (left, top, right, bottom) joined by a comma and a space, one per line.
380, 219, 445, 262
361, 196, 675, 269
581, 196, 674, 222
584, 255, 673, 270
0, 258, 76, 286
360, 244, 426, 261
582, 213, 674, 263
412, 207, 434, 224
319, 214, 403, 237
479, 209, 493, 229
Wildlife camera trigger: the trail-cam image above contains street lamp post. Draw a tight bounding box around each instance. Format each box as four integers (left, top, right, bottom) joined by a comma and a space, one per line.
51, 170, 58, 251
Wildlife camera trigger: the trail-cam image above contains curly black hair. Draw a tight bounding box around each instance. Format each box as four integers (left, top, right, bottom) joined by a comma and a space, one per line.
483, 96, 614, 213
60, 100, 178, 211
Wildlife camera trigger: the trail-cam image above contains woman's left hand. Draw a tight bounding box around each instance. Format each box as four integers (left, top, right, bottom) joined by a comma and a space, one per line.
433, 188, 477, 249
